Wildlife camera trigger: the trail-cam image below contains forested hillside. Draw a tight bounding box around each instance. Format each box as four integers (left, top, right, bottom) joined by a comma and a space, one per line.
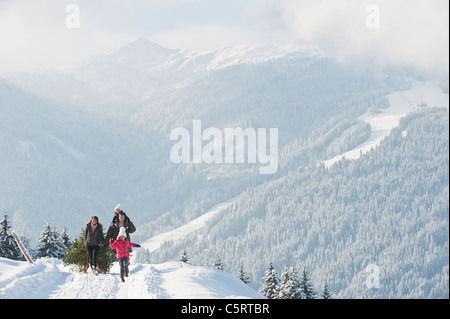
2, 41, 402, 242
140, 107, 449, 298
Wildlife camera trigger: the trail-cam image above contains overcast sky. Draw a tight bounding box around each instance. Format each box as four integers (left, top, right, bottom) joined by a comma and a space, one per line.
0, 0, 448, 73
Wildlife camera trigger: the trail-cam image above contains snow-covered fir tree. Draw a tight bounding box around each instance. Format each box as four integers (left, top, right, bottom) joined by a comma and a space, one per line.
36, 221, 66, 259
279, 266, 301, 299
0, 213, 22, 260
321, 281, 332, 299
238, 264, 251, 285
59, 227, 72, 253
180, 249, 189, 263
278, 267, 290, 299
299, 267, 316, 299
213, 256, 224, 270
260, 262, 280, 299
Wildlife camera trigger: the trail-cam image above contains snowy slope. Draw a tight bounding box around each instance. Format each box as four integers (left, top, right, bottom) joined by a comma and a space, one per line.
0, 257, 263, 299
323, 79, 449, 168
140, 196, 241, 253
139, 177, 286, 254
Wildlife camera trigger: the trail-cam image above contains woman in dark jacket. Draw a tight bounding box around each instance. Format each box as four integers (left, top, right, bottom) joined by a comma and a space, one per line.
84, 216, 104, 274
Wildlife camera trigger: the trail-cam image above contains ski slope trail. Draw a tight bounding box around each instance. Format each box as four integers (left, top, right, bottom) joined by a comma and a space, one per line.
139, 198, 241, 253
324, 79, 449, 168
0, 257, 263, 299
139, 177, 286, 253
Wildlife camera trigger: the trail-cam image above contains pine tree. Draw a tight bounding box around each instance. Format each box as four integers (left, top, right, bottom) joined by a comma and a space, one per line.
321, 281, 332, 299
59, 227, 72, 254
36, 221, 66, 259
238, 264, 251, 284
279, 266, 301, 299
64, 230, 115, 273
260, 262, 280, 299
290, 267, 302, 299
180, 249, 189, 263
0, 212, 22, 260
299, 267, 316, 299
278, 267, 290, 299
213, 256, 224, 270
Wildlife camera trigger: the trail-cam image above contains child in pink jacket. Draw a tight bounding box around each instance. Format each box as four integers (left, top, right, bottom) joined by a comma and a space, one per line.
110, 227, 141, 282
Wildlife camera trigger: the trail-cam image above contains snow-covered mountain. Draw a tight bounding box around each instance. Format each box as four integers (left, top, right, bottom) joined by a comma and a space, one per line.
0, 37, 332, 238
8, 38, 320, 110
0, 257, 263, 299
1, 37, 448, 298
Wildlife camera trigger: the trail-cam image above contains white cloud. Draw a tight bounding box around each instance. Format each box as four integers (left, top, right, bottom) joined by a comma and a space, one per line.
0, 0, 247, 73
0, 1, 132, 73
150, 25, 255, 51
280, 0, 449, 70
0, 0, 447, 73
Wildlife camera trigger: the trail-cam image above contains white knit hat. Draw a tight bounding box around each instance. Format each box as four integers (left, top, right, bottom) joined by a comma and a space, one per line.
118, 227, 127, 238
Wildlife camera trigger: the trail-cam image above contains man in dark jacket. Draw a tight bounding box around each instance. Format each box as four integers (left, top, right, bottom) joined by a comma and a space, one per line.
112, 204, 130, 225
106, 210, 136, 244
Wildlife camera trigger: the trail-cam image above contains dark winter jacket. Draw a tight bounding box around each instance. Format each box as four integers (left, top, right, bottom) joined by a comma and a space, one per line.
106, 216, 136, 244
110, 238, 136, 259
111, 210, 131, 225
84, 222, 104, 247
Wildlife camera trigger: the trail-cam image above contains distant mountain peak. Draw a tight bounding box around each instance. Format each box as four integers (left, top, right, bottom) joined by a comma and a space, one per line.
115, 37, 178, 58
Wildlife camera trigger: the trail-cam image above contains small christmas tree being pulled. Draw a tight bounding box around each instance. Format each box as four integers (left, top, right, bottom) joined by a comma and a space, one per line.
64, 230, 115, 273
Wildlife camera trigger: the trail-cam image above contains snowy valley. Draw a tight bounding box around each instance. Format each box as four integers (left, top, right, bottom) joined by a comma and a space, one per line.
1, 38, 449, 299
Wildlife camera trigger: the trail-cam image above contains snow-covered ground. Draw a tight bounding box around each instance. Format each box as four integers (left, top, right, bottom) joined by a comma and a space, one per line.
1, 176, 288, 299
324, 80, 449, 168
0, 257, 263, 299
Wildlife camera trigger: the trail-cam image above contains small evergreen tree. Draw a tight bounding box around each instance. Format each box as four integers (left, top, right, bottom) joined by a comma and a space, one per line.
64, 230, 115, 273
260, 262, 280, 299
288, 266, 302, 299
36, 221, 66, 259
0, 212, 22, 260
321, 281, 332, 299
213, 256, 224, 270
279, 266, 301, 299
299, 267, 316, 299
238, 264, 251, 284
59, 227, 72, 255
64, 235, 88, 272
180, 249, 189, 263
278, 267, 290, 299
